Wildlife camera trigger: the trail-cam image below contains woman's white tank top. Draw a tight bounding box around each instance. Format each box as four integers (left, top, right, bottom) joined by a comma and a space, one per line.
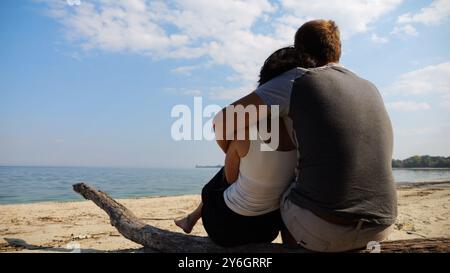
223, 135, 297, 216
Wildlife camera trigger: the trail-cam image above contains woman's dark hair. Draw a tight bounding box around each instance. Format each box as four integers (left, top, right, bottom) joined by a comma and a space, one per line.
258, 46, 302, 86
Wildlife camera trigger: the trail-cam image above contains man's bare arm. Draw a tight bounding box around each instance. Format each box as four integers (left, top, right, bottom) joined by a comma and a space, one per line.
213, 92, 268, 153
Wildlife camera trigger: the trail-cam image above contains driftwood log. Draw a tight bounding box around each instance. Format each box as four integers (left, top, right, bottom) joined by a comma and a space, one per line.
72, 183, 450, 253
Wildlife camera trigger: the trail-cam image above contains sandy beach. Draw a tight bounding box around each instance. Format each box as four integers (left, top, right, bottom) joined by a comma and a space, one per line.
1, 181, 449, 253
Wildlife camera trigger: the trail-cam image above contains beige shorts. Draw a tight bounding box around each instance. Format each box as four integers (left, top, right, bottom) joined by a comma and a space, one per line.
280, 184, 394, 252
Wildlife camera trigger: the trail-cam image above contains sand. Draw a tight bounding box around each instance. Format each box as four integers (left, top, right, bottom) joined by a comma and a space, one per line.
0, 181, 449, 253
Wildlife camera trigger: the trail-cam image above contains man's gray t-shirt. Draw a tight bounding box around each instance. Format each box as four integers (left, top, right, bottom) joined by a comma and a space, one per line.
255, 64, 397, 225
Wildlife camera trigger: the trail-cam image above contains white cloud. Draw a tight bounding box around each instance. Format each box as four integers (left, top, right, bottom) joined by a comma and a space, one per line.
394, 0, 450, 36
391, 24, 418, 36
385, 61, 450, 109
182, 90, 202, 96
398, 0, 450, 25
41, 0, 281, 88
385, 61, 450, 95
171, 64, 202, 75
40, 0, 405, 99
279, 0, 403, 39
66, 0, 81, 6
387, 101, 431, 112
43, 0, 190, 54
371, 33, 389, 44
164, 0, 275, 39
209, 85, 256, 101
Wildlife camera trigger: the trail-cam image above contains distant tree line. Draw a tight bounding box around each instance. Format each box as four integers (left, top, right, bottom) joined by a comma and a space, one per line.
392, 155, 450, 168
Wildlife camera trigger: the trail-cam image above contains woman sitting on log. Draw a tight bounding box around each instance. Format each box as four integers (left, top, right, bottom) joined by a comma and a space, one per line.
175, 47, 302, 247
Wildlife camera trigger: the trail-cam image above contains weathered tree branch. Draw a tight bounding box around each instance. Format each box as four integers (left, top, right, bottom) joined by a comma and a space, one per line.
72, 183, 450, 253
72, 183, 296, 253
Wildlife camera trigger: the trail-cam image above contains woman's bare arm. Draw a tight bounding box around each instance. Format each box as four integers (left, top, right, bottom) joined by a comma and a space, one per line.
224, 139, 250, 184
213, 92, 268, 153
224, 141, 240, 183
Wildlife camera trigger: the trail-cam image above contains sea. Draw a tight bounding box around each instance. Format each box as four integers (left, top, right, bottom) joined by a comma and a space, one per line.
0, 166, 450, 204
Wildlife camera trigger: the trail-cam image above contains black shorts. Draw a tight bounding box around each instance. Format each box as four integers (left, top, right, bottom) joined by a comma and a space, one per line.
201, 168, 282, 247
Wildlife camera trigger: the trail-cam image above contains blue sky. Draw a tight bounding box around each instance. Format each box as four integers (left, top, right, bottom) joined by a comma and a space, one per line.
1, 0, 450, 168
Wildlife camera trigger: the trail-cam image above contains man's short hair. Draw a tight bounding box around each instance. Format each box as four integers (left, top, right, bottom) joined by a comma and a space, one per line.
294, 19, 341, 67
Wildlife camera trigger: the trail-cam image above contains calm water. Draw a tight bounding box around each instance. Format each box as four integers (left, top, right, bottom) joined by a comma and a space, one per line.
0, 166, 449, 204
0, 166, 218, 204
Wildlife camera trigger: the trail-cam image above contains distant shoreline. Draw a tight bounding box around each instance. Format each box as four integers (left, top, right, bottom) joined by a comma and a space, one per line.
392, 156, 450, 168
